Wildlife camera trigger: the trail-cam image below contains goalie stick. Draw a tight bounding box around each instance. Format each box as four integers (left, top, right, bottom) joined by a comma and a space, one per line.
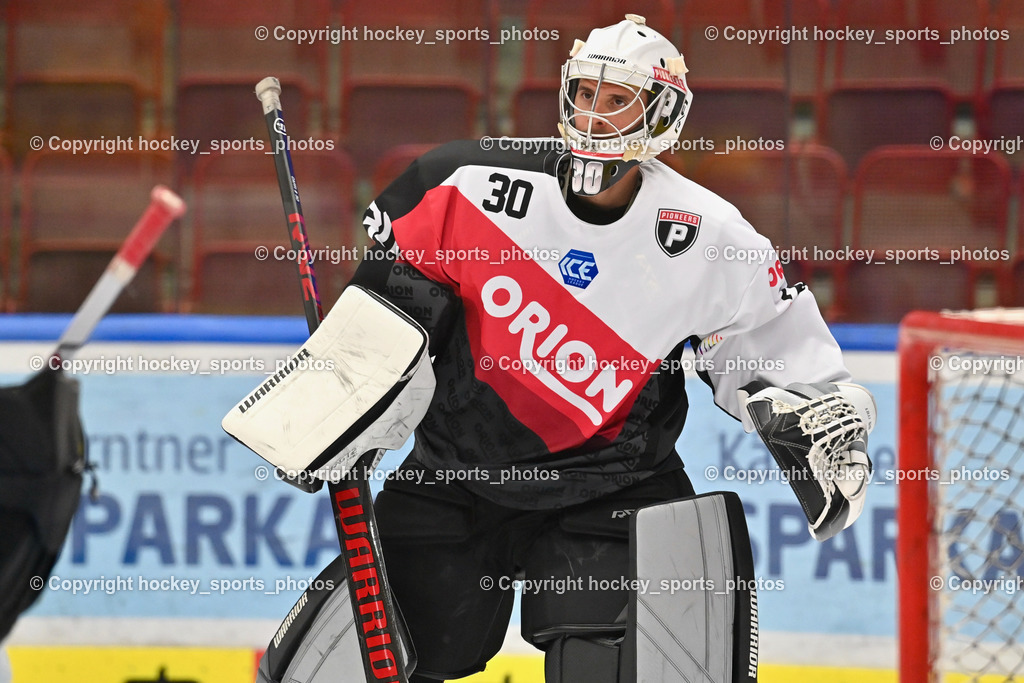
255, 77, 411, 683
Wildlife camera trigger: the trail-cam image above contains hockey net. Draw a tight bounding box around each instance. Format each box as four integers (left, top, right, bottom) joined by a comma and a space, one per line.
899, 310, 1024, 682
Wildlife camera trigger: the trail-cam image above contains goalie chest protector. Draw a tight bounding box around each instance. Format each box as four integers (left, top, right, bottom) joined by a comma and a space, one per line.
361, 140, 848, 508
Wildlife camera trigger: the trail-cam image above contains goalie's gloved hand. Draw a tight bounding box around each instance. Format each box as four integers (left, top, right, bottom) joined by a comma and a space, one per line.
739, 381, 876, 542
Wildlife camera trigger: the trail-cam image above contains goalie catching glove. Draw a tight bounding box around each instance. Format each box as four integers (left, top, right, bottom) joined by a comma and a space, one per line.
740, 381, 876, 542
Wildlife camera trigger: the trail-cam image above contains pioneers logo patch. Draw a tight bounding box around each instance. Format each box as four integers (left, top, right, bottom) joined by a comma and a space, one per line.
652, 66, 687, 90
656, 209, 701, 257
558, 249, 599, 289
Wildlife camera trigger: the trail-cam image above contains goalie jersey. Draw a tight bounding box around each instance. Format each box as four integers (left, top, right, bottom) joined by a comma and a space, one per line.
352, 140, 850, 508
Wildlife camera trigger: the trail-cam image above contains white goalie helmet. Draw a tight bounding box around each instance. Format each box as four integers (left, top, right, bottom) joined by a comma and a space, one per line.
558, 14, 693, 196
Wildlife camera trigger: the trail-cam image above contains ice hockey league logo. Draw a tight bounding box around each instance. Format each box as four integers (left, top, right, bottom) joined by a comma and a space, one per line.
656, 209, 701, 257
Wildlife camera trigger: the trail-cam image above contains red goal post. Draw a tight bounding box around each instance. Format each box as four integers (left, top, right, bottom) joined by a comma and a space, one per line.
898, 309, 1024, 682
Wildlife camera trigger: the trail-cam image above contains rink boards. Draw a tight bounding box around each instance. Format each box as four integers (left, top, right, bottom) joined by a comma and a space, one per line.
0, 316, 914, 681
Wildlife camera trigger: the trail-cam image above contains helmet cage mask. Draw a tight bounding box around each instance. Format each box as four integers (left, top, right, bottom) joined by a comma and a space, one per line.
558, 59, 689, 196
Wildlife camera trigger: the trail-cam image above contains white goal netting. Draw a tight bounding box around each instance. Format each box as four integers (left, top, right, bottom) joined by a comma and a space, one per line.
932, 348, 1024, 680
907, 310, 1024, 682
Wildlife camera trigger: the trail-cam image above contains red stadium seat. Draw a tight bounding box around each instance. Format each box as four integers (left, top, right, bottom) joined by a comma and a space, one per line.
690, 144, 847, 255
833, 0, 986, 99
690, 144, 847, 311
342, 81, 479, 174
187, 149, 357, 315
175, 80, 314, 171
341, 0, 492, 84
982, 87, 1024, 152
1008, 260, 1024, 308
522, 0, 674, 82
993, 0, 1024, 87
176, 0, 328, 96
4, 0, 166, 161
522, 1, 601, 83
1005, 175, 1024, 306
822, 85, 955, 168
175, 0, 329, 169
371, 145, 439, 198
680, 0, 828, 102
339, 1, 490, 170
17, 151, 177, 313
609, 0, 673, 36
839, 146, 1011, 322
681, 85, 791, 149
672, 0, 807, 167
512, 80, 560, 138
982, 2, 1024, 154
0, 148, 11, 311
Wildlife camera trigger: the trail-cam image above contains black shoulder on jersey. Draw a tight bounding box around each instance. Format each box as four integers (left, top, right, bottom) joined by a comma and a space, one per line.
377, 138, 566, 222
418, 139, 564, 183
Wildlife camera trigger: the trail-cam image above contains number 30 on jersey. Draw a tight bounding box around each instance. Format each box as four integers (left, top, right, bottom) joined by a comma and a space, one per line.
482, 173, 533, 219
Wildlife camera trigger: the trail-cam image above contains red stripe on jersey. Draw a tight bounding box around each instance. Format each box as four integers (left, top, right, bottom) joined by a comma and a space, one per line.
387, 189, 459, 289
391, 185, 656, 451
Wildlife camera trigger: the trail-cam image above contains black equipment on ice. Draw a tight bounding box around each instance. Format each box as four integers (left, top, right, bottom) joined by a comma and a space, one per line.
0, 365, 88, 641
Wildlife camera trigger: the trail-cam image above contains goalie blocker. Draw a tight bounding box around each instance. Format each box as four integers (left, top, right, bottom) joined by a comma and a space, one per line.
741, 381, 876, 542
222, 285, 436, 485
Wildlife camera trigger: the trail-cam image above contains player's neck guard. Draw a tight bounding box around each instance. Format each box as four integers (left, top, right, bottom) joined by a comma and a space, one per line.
555, 145, 641, 199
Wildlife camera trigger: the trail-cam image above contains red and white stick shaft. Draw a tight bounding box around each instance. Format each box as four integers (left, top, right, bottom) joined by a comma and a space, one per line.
57, 185, 186, 356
